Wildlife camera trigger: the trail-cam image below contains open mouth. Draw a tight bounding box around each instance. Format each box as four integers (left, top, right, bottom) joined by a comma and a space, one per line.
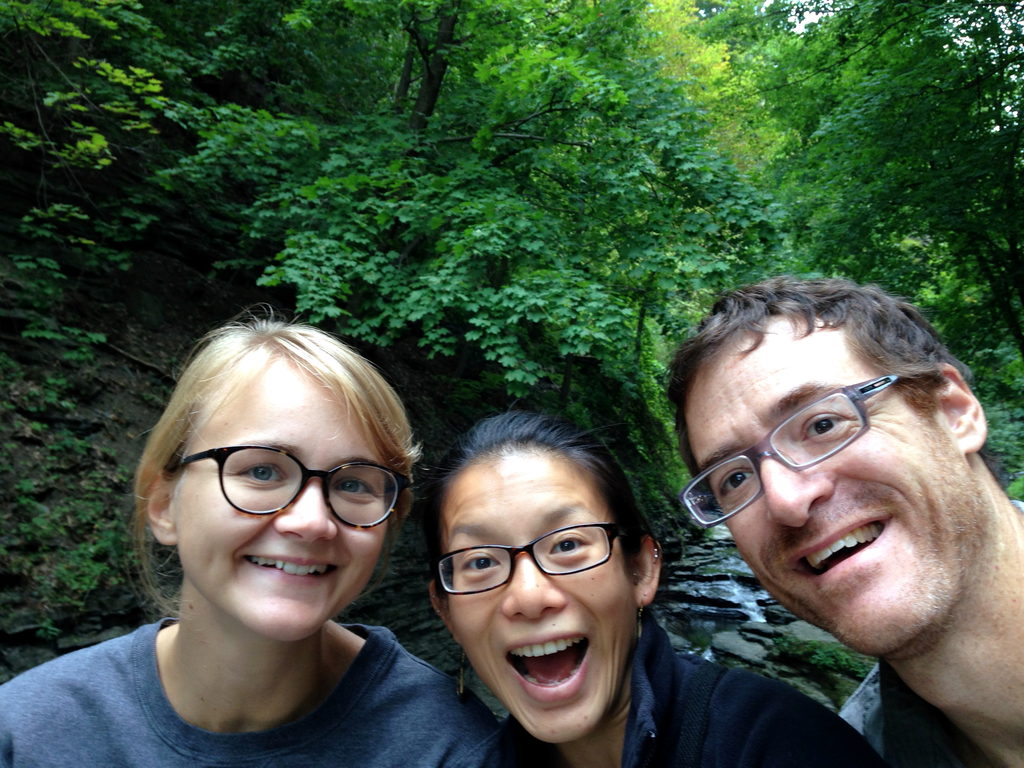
245, 556, 334, 576
508, 637, 588, 686
805, 523, 883, 573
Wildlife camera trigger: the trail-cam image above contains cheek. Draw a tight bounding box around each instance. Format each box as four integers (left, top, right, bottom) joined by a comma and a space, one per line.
339, 527, 387, 563
590, 570, 641, 620
445, 599, 492, 652
725, 518, 763, 558
165, 478, 224, 536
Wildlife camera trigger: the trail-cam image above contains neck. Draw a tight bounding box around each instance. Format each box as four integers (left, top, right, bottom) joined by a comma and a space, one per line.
887, 494, 1024, 768
547, 708, 628, 768
552, 736, 621, 768
155, 615, 362, 732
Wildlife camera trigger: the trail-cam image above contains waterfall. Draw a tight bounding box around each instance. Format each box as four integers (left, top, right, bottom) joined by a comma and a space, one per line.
654, 526, 773, 653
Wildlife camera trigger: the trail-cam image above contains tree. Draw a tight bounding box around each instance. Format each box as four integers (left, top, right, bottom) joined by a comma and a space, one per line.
645, 0, 788, 173
699, 0, 1024, 489
2, 0, 783, 626
157, 0, 780, 404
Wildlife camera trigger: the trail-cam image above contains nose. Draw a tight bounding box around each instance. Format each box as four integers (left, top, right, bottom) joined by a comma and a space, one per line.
499, 552, 567, 620
273, 478, 338, 540
757, 457, 833, 528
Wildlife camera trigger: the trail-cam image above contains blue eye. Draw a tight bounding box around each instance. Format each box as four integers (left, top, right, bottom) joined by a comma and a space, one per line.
335, 477, 371, 494
246, 464, 281, 482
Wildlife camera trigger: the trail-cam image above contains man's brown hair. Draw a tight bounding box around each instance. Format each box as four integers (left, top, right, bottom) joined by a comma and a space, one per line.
667, 276, 990, 475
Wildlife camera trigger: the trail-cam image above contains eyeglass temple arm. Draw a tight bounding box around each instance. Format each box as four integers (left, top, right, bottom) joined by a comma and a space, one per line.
854, 374, 899, 400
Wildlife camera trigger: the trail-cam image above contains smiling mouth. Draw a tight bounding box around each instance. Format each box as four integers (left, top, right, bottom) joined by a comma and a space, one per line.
508, 637, 588, 686
805, 523, 883, 572
246, 556, 334, 576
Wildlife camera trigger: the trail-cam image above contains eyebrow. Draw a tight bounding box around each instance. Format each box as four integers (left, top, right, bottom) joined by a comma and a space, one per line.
694, 381, 840, 472
244, 441, 377, 467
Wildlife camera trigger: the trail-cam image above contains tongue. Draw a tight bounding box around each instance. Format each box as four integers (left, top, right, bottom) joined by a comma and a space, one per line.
522, 646, 581, 685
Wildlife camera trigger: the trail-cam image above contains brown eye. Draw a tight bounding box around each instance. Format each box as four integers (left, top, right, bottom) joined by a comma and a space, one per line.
811, 417, 836, 435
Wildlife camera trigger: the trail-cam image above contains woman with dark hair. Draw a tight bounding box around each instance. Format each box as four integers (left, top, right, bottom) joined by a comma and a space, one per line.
422, 411, 889, 768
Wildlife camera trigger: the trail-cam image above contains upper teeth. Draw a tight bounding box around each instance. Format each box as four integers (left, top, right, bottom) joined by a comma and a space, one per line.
807, 523, 882, 571
248, 556, 328, 576
510, 637, 583, 658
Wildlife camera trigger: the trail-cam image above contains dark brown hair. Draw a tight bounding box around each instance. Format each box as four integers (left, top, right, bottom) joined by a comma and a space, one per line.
419, 411, 653, 587
667, 276, 997, 476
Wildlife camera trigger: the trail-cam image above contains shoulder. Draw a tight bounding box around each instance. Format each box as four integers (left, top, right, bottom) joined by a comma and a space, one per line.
0, 624, 148, 706
701, 665, 888, 767
336, 625, 500, 764
712, 665, 828, 714
0, 624, 159, 765
352, 624, 473, 692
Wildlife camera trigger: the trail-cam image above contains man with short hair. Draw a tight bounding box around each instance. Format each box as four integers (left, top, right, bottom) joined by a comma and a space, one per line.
667, 276, 1024, 768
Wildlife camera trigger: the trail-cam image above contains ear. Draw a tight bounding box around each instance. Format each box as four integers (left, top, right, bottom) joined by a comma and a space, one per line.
632, 535, 661, 608
146, 473, 180, 546
935, 364, 987, 456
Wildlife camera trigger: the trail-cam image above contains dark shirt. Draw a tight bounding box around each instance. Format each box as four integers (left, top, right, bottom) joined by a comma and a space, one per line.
839, 498, 1024, 768
503, 612, 890, 767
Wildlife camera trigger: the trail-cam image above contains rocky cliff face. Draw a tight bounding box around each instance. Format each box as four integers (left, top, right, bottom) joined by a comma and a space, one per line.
656, 528, 874, 710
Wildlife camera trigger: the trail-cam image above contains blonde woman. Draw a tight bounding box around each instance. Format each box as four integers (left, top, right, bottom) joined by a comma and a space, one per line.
0, 315, 498, 766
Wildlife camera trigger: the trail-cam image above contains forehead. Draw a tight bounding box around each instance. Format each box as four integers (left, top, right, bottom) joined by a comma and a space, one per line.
685, 321, 878, 463
190, 360, 366, 451
440, 451, 609, 546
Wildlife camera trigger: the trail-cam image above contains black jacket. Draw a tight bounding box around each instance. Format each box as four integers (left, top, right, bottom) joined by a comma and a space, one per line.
623, 612, 890, 767
502, 611, 890, 767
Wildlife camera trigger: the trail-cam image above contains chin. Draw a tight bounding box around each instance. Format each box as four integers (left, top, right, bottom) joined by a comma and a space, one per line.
241, 609, 333, 644
514, 706, 595, 745
835, 610, 949, 659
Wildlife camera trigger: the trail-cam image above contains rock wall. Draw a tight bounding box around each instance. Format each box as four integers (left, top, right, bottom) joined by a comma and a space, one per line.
656, 527, 875, 710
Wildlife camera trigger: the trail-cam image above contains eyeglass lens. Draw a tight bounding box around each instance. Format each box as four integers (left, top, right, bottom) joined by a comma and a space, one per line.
220, 448, 398, 526
440, 525, 613, 594
687, 391, 866, 525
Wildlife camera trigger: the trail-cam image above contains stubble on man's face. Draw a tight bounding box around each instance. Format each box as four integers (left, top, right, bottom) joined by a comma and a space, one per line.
685, 322, 992, 662
748, 444, 986, 661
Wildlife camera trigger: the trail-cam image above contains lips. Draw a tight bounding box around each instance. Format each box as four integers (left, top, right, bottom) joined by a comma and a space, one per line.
245, 555, 334, 576
508, 637, 588, 686
805, 522, 883, 572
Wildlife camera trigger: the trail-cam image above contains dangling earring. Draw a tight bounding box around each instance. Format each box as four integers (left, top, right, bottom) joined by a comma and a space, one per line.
636, 605, 644, 639
457, 650, 466, 699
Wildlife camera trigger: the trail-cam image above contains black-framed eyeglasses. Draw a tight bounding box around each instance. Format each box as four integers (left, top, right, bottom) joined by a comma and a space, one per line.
679, 375, 900, 528
437, 523, 622, 595
179, 445, 410, 528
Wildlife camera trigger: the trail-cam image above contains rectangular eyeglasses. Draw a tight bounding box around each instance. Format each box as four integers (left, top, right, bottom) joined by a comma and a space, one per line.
437, 523, 621, 595
679, 375, 899, 528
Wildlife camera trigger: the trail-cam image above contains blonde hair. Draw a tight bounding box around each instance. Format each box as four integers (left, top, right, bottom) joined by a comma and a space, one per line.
132, 310, 419, 614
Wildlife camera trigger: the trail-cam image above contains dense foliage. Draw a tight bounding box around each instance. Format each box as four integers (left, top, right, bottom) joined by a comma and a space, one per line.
2, 0, 775, 627
698, 0, 1024, 490
2, 0, 1021, 633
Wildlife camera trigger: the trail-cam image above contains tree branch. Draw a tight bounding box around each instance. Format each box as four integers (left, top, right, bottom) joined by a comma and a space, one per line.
407, 7, 459, 131
435, 131, 592, 148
